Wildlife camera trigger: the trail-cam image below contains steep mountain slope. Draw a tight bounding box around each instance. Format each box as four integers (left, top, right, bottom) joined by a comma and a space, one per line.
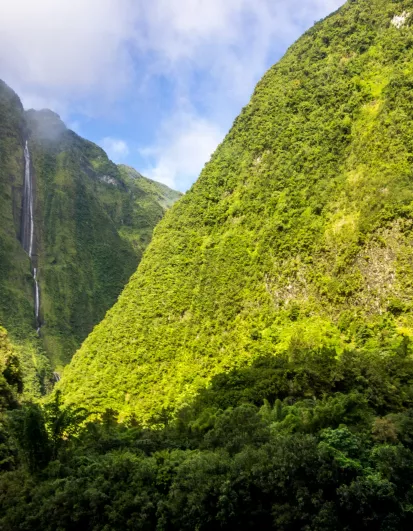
0, 84, 181, 378
26, 109, 138, 368
60, 0, 413, 421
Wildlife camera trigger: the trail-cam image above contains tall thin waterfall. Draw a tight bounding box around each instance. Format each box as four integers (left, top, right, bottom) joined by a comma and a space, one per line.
22, 140, 41, 332
33, 267, 40, 333
22, 141, 34, 257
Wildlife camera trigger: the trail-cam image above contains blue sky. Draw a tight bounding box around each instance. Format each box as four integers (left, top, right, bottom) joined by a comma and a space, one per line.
0, 0, 344, 191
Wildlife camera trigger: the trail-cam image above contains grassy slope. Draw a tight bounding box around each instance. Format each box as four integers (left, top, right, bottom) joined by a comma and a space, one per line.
60, 0, 413, 422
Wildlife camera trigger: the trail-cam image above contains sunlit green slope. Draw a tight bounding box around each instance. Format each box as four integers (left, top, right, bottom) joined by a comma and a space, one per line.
61, 0, 413, 421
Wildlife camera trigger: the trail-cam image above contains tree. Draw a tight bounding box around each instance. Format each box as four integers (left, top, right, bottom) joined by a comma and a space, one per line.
43, 390, 89, 458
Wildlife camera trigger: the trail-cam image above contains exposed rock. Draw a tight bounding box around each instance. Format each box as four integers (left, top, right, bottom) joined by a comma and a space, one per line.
391, 12, 410, 29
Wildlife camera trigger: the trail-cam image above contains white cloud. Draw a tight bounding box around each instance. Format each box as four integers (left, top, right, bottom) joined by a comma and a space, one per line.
0, 0, 136, 110
137, 0, 342, 63
101, 137, 130, 161
140, 112, 224, 190
135, 0, 345, 105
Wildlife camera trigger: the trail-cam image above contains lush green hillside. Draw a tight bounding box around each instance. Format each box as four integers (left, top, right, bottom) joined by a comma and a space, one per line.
0, 82, 34, 345
0, 83, 181, 376
26, 109, 139, 368
4, 2, 413, 528
60, 0, 413, 421
29, 116, 182, 368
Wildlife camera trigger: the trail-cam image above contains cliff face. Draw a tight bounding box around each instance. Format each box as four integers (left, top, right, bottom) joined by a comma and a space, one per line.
0, 82, 49, 396
0, 82, 181, 386
60, 0, 413, 421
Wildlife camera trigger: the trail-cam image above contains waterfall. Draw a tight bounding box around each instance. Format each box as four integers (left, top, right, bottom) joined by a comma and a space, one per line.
22, 140, 41, 333
22, 141, 34, 258
34, 267, 40, 332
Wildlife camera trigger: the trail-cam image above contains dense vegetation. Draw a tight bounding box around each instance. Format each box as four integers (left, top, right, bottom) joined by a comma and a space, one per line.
0, 85, 181, 376
3, 341, 413, 529
117, 164, 181, 256
0, 81, 31, 336
61, 0, 413, 421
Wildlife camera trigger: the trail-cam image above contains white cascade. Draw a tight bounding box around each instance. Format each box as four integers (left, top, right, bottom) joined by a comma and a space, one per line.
22, 141, 34, 257
22, 141, 41, 333
33, 267, 40, 332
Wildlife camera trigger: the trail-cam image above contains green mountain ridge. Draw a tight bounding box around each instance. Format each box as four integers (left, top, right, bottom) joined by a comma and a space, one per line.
60, 0, 413, 421
0, 82, 181, 390
118, 165, 182, 210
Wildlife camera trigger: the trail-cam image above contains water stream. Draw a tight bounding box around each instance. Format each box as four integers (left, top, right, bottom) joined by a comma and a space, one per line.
34, 267, 40, 333
22, 140, 41, 333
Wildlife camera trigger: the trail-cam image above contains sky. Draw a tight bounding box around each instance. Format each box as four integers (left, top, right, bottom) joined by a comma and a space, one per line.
0, 0, 345, 192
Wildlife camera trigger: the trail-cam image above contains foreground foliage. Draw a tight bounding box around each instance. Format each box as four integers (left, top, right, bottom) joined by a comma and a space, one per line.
3, 343, 413, 529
